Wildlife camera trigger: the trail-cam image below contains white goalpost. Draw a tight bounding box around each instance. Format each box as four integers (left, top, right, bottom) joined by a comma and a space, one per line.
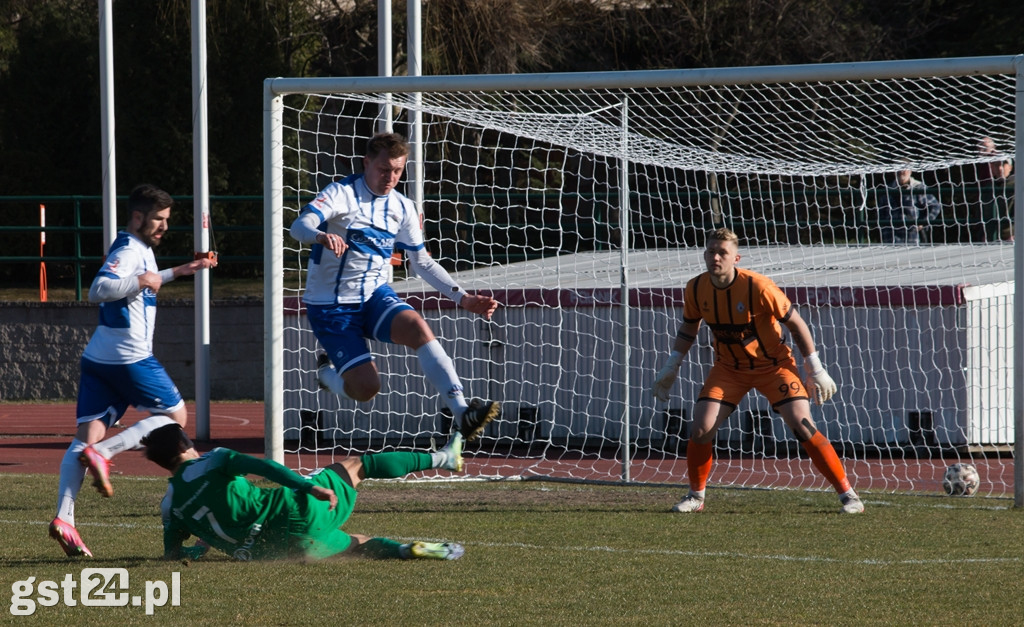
264, 56, 1022, 504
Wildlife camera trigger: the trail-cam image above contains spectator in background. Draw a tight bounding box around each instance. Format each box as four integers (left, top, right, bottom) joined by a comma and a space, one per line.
975, 136, 1014, 242
880, 168, 942, 244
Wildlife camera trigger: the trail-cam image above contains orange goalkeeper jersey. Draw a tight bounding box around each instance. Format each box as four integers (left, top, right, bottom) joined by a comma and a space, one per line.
682, 267, 795, 370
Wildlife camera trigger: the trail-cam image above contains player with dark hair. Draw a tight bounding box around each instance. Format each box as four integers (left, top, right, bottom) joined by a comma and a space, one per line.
143, 424, 466, 561
289, 132, 500, 445
49, 184, 218, 557
651, 227, 863, 514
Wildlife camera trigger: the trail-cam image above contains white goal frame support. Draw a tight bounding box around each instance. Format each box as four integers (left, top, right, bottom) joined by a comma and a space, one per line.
264, 56, 1023, 507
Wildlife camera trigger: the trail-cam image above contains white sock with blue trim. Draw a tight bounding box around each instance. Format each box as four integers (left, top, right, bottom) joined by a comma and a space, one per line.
416, 339, 469, 423
93, 415, 176, 458
56, 439, 88, 526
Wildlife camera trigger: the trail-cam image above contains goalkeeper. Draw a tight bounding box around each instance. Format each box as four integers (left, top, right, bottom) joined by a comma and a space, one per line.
651, 228, 863, 514
143, 423, 467, 561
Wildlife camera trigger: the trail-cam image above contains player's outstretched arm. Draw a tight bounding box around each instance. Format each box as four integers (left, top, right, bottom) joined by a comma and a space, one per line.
404, 247, 499, 317
160, 490, 191, 560
222, 449, 321, 495
138, 256, 216, 295
170, 256, 217, 279
459, 293, 499, 320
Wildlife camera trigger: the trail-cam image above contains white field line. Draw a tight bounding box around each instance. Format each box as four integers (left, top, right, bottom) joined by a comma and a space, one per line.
3, 514, 1019, 567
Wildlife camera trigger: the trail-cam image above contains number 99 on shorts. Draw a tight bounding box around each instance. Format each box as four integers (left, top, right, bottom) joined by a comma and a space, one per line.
9, 569, 180, 616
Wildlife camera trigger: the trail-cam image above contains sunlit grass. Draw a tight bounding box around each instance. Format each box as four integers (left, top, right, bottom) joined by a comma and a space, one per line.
1, 477, 1020, 625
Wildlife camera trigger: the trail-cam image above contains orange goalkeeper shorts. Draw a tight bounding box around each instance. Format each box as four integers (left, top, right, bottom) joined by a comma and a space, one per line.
698, 358, 809, 409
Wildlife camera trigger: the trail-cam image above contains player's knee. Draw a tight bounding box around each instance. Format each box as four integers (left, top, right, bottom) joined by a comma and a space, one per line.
339, 363, 382, 401
169, 410, 188, 427
80, 421, 107, 443
347, 379, 381, 402
348, 388, 378, 402
391, 313, 435, 348
688, 421, 717, 443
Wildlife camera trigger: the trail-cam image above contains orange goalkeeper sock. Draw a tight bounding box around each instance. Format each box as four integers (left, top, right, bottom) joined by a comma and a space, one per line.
686, 439, 714, 492
801, 431, 852, 494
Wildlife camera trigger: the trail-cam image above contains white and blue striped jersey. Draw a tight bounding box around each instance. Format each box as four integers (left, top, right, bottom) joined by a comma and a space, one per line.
292, 174, 426, 305
82, 231, 160, 364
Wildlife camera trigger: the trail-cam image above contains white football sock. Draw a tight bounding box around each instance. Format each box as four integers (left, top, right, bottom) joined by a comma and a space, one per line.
318, 363, 353, 400
416, 340, 469, 423
55, 439, 88, 526
92, 415, 176, 459
839, 488, 859, 502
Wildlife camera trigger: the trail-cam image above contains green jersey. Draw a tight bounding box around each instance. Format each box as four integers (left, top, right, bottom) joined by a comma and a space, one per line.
160, 447, 320, 560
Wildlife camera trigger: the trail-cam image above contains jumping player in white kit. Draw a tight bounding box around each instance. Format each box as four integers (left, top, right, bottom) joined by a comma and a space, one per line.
289, 132, 500, 448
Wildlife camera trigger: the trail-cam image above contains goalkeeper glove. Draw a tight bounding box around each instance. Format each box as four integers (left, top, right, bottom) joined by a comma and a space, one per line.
804, 351, 837, 405
651, 351, 684, 402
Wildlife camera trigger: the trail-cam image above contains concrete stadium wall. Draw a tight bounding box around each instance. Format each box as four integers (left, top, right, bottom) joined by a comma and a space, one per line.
0, 299, 263, 401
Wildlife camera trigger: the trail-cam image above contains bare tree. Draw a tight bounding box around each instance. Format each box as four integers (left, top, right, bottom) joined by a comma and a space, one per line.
417, 0, 592, 75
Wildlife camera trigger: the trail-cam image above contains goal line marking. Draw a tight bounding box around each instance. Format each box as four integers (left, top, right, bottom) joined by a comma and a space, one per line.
5, 518, 1016, 566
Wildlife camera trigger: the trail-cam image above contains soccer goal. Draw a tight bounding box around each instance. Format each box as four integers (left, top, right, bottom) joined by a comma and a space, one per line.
264, 56, 1022, 503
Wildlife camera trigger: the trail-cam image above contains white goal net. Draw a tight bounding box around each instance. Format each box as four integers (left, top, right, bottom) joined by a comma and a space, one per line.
264, 57, 1021, 501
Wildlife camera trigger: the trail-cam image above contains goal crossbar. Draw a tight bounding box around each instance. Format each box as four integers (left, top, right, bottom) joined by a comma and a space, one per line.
266, 55, 1019, 94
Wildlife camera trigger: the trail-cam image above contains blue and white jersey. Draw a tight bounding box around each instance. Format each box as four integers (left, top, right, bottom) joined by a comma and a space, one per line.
82, 231, 159, 364
297, 174, 425, 305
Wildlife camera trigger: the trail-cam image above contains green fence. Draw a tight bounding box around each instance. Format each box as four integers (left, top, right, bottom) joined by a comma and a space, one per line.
0, 195, 264, 300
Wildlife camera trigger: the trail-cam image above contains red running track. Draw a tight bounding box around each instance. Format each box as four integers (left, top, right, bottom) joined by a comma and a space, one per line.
1, 402, 1012, 498
0, 402, 268, 476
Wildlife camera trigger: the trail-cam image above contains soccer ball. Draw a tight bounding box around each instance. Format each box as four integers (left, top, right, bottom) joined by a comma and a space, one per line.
942, 463, 980, 496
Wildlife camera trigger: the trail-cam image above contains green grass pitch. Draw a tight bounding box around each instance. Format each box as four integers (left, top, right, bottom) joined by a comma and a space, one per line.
1, 474, 1021, 625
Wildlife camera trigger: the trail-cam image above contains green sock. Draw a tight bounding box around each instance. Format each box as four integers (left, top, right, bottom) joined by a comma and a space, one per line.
360, 452, 433, 479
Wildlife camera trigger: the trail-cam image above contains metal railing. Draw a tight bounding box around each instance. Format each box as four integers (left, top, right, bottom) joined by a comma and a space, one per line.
0, 195, 264, 300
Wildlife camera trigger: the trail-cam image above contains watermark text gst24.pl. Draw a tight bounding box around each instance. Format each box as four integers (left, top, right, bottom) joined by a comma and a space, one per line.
10, 569, 180, 616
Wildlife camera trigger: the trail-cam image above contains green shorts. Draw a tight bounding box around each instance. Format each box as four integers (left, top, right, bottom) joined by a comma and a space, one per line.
282, 464, 359, 560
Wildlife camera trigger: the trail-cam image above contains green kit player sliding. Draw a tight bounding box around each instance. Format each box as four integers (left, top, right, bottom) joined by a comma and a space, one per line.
142, 424, 466, 561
